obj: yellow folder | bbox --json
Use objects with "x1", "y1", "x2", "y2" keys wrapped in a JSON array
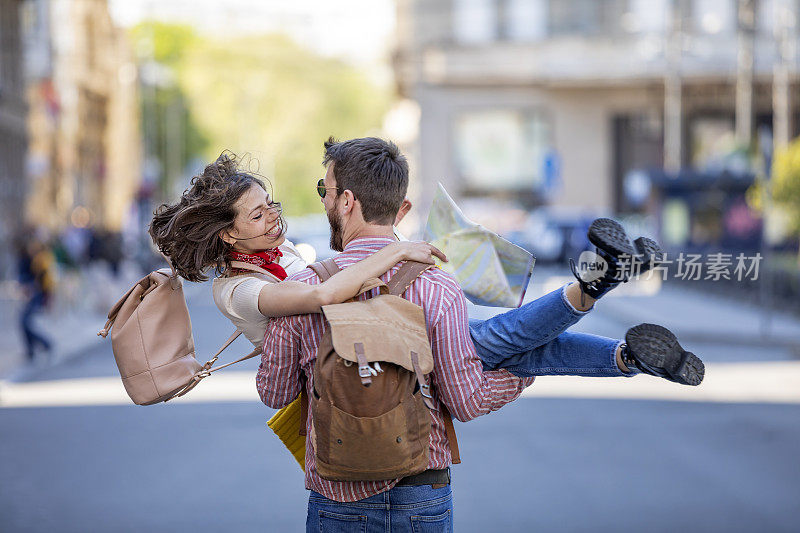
[{"x1": 266, "y1": 395, "x2": 306, "y2": 471}]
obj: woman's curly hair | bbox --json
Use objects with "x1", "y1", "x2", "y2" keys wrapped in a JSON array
[{"x1": 149, "y1": 152, "x2": 283, "y2": 282}]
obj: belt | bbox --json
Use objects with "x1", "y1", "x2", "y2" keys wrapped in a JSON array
[{"x1": 396, "y1": 468, "x2": 450, "y2": 488}]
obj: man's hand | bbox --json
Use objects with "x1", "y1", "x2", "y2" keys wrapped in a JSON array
[{"x1": 389, "y1": 241, "x2": 448, "y2": 265}]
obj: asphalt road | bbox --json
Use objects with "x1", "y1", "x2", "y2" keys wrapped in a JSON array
[{"x1": 2, "y1": 273, "x2": 799, "y2": 532}]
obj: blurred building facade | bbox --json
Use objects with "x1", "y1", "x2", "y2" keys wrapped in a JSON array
[
  {"x1": 23, "y1": 0, "x2": 141, "y2": 237},
  {"x1": 394, "y1": 0, "x2": 800, "y2": 221},
  {"x1": 0, "y1": 0, "x2": 29, "y2": 277}
]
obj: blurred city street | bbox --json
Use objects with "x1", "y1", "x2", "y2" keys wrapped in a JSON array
[
  {"x1": 2, "y1": 0, "x2": 800, "y2": 531},
  {"x1": 1, "y1": 268, "x2": 798, "y2": 533}
]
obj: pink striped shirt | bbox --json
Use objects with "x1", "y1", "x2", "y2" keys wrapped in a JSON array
[{"x1": 257, "y1": 236, "x2": 534, "y2": 502}]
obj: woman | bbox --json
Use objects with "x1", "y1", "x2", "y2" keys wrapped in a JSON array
[
  {"x1": 149, "y1": 153, "x2": 704, "y2": 388},
  {"x1": 149, "y1": 153, "x2": 447, "y2": 352}
]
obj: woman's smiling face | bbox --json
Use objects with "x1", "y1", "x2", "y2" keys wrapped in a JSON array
[{"x1": 226, "y1": 183, "x2": 285, "y2": 253}]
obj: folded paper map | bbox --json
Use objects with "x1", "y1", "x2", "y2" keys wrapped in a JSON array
[{"x1": 424, "y1": 183, "x2": 535, "y2": 308}]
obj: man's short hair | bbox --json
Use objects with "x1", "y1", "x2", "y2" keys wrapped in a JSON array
[{"x1": 323, "y1": 136, "x2": 408, "y2": 225}]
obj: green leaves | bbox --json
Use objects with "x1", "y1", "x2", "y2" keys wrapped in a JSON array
[
  {"x1": 131, "y1": 22, "x2": 390, "y2": 215},
  {"x1": 772, "y1": 137, "x2": 800, "y2": 235}
]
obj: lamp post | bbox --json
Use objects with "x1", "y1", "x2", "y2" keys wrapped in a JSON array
[
  {"x1": 664, "y1": 0, "x2": 686, "y2": 172},
  {"x1": 773, "y1": 0, "x2": 795, "y2": 150},
  {"x1": 735, "y1": 0, "x2": 756, "y2": 148}
]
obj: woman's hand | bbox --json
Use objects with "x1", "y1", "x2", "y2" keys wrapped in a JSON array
[
  {"x1": 259, "y1": 240, "x2": 446, "y2": 317},
  {"x1": 390, "y1": 241, "x2": 448, "y2": 265}
]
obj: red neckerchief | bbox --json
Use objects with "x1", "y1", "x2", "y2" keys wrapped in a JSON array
[{"x1": 228, "y1": 248, "x2": 287, "y2": 280}]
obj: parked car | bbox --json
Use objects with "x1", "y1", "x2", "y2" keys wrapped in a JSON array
[{"x1": 515, "y1": 209, "x2": 599, "y2": 265}]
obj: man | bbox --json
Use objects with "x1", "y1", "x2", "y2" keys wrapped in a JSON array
[{"x1": 257, "y1": 136, "x2": 533, "y2": 531}]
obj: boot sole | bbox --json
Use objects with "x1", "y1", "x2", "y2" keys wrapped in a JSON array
[
  {"x1": 625, "y1": 324, "x2": 705, "y2": 386},
  {"x1": 588, "y1": 219, "x2": 665, "y2": 272},
  {"x1": 632, "y1": 236, "x2": 665, "y2": 271},
  {"x1": 587, "y1": 218, "x2": 635, "y2": 258}
]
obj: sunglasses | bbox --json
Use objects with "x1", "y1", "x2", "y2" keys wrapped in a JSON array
[{"x1": 317, "y1": 178, "x2": 339, "y2": 199}]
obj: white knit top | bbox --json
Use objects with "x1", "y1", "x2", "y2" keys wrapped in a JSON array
[{"x1": 211, "y1": 240, "x2": 308, "y2": 348}]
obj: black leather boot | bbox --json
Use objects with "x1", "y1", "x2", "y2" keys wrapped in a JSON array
[
  {"x1": 621, "y1": 323, "x2": 705, "y2": 386},
  {"x1": 569, "y1": 218, "x2": 664, "y2": 303}
]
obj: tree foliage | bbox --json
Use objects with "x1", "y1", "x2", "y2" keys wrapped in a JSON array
[
  {"x1": 772, "y1": 136, "x2": 800, "y2": 236},
  {"x1": 130, "y1": 22, "x2": 391, "y2": 215},
  {"x1": 130, "y1": 22, "x2": 209, "y2": 199}
]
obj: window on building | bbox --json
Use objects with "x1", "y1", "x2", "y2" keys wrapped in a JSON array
[
  {"x1": 690, "y1": 115, "x2": 736, "y2": 170},
  {"x1": 622, "y1": 0, "x2": 668, "y2": 34},
  {"x1": 505, "y1": 0, "x2": 547, "y2": 41},
  {"x1": 759, "y1": 0, "x2": 800, "y2": 37},
  {"x1": 547, "y1": 0, "x2": 626, "y2": 36},
  {"x1": 453, "y1": 0, "x2": 497, "y2": 44},
  {"x1": 613, "y1": 113, "x2": 663, "y2": 213},
  {"x1": 0, "y1": 14, "x2": 4, "y2": 90},
  {"x1": 757, "y1": 0, "x2": 775, "y2": 35},
  {"x1": 692, "y1": 0, "x2": 735, "y2": 35},
  {"x1": 21, "y1": 0, "x2": 51, "y2": 80},
  {"x1": 454, "y1": 109, "x2": 551, "y2": 192}
]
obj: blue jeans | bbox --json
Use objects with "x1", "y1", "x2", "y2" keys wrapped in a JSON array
[
  {"x1": 468, "y1": 285, "x2": 631, "y2": 378},
  {"x1": 307, "y1": 484, "x2": 453, "y2": 532},
  {"x1": 20, "y1": 291, "x2": 51, "y2": 361}
]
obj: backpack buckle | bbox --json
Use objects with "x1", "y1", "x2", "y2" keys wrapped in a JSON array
[
  {"x1": 410, "y1": 351, "x2": 435, "y2": 409},
  {"x1": 354, "y1": 342, "x2": 372, "y2": 386},
  {"x1": 420, "y1": 382, "x2": 432, "y2": 399}
]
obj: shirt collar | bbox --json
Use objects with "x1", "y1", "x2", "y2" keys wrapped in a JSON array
[{"x1": 341, "y1": 235, "x2": 396, "y2": 255}]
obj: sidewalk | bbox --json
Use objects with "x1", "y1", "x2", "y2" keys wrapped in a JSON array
[
  {"x1": 598, "y1": 280, "x2": 800, "y2": 350},
  {"x1": 0, "y1": 262, "x2": 149, "y2": 380},
  {"x1": 0, "y1": 297, "x2": 106, "y2": 379},
  {"x1": 0, "y1": 260, "x2": 212, "y2": 381},
  {"x1": 469, "y1": 266, "x2": 800, "y2": 353}
]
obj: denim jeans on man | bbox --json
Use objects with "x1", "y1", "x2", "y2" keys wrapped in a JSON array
[
  {"x1": 307, "y1": 484, "x2": 453, "y2": 533},
  {"x1": 469, "y1": 286, "x2": 632, "y2": 378}
]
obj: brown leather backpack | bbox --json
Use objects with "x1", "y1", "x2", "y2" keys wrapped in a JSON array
[
  {"x1": 98, "y1": 261, "x2": 265, "y2": 405},
  {"x1": 308, "y1": 259, "x2": 459, "y2": 481}
]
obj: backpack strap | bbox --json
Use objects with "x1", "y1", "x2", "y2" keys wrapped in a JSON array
[
  {"x1": 311, "y1": 259, "x2": 387, "y2": 297},
  {"x1": 299, "y1": 385, "x2": 308, "y2": 436},
  {"x1": 309, "y1": 257, "x2": 340, "y2": 282},
  {"x1": 387, "y1": 261, "x2": 432, "y2": 296},
  {"x1": 166, "y1": 328, "x2": 262, "y2": 401},
  {"x1": 303, "y1": 258, "x2": 341, "y2": 437},
  {"x1": 410, "y1": 351, "x2": 434, "y2": 409},
  {"x1": 440, "y1": 405, "x2": 461, "y2": 464},
  {"x1": 204, "y1": 347, "x2": 262, "y2": 374},
  {"x1": 161, "y1": 253, "x2": 180, "y2": 289},
  {"x1": 389, "y1": 261, "x2": 461, "y2": 463}
]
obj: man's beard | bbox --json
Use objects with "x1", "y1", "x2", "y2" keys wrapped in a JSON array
[{"x1": 327, "y1": 207, "x2": 344, "y2": 252}]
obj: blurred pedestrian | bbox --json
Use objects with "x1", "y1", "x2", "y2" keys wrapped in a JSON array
[{"x1": 16, "y1": 231, "x2": 55, "y2": 363}]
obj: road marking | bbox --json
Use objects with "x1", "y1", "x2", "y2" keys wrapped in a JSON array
[
  {"x1": 520, "y1": 361, "x2": 800, "y2": 404},
  {"x1": 0, "y1": 373, "x2": 259, "y2": 407},
  {"x1": 0, "y1": 361, "x2": 798, "y2": 408}
]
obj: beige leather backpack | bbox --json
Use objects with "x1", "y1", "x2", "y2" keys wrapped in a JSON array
[{"x1": 98, "y1": 261, "x2": 266, "y2": 405}]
